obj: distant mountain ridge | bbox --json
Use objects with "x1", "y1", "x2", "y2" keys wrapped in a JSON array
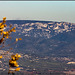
[
  {"x1": 2, "y1": 20, "x2": 75, "y2": 39},
  {"x1": 1, "y1": 20, "x2": 75, "y2": 58}
]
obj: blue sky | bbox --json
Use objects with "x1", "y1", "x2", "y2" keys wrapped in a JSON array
[{"x1": 0, "y1": 1, "x2": 75, "y2": 23}]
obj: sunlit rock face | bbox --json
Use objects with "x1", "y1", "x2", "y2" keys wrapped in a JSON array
[{"x1": 4, "y1": 20, "x2": 75, "y2": 39}]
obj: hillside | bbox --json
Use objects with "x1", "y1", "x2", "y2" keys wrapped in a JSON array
[
  {"x1": 2, "y1": 20, "x2": 74, "y2": 58},
  {"x1": 0, "y1": 20, "x2": 75, "y2": 74}
]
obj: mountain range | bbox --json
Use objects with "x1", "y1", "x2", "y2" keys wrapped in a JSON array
[
  {"x1": 1, "y1": 20, "x2": 75, "y2": 58},
  {"x1": 0, "y1": 20, "x2": 75, "y2": 74}
]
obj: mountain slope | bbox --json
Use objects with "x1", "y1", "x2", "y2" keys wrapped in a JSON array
[{"x1": 1, "y1": 20, "x2": 75, "y2": 58}]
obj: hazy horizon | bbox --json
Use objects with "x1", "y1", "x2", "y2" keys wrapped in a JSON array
[{"x1": 0, "y1": 1, "x2": 75, "y2": 23}]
